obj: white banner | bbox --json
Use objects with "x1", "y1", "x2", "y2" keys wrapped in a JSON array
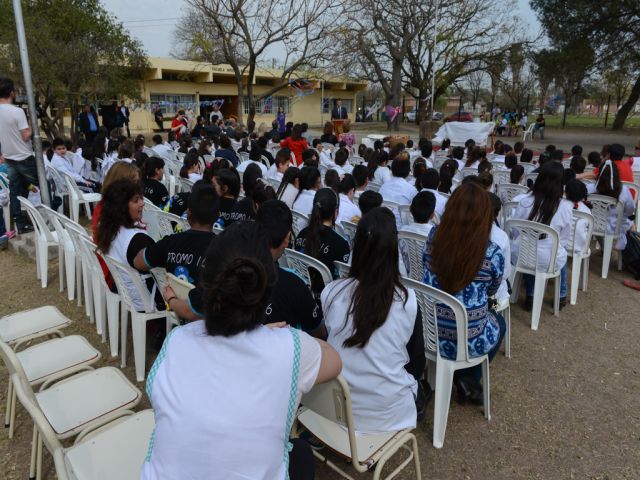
[{"x1": 432, "y1": 121, "x2": 494, "y2": 146}]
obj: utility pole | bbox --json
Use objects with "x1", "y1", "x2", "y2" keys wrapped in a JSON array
[
  {"x1": 429, "y1": 0, "x2": 440, "y2": 120},
  {"x1": 12, "y1": 0, "x2": 50, "y2": 206}
]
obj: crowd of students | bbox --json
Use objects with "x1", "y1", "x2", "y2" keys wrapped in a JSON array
[{"x1": 5, "y1": 95, "x2": 640, "y2": 478}]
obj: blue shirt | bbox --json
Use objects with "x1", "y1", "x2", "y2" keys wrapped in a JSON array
[
  {"x1": 422, "y1": 228, "x2": 504, "y2": 360},
  {"x1": 88, "y1": 114, "x2": 97, "y2": 132}
]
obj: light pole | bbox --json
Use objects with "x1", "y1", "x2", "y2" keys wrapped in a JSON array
[
  {"x1": 429, "y1": 0, "x2": 440, "y2": 121},
  {"x1": 12, "y1": 0, "x2": 50, "y2": 206}
]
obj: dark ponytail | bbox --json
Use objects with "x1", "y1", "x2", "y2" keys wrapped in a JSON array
[
  {"x1": 201, "y1": 222, "x2": 276, "y2": 337},
  {"x1": 307, "y1": 188, "x2": 339, "y2": 259},
  {"x1": 180, "y1": 151, "x2": 200, "y2": 178}
]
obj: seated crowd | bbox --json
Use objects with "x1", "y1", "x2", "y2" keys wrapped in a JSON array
[{"x1": 22, "y1": 115, "x2": 640, "y2": 478}]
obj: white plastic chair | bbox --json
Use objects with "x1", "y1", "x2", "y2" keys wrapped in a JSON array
[
  {"x1": 525, "y1": 173, "x2": 538, "y2": 186},
  {"x1": 296, "y1": 375, "x2": 421, "y2": 480},
  {"x1": 4, "y1": 335, "x2": 101, "y2": 439},
  {"x1": 176, "y1": 176, "x2": 194, "y2": 193},
  {"x1": 340, "y1": 220, "x2": 358, "y2": 247},
  {"x1": 0, "y1": 306, "x2": 71, "y2": 348},
  {"x1": 291, "y1": 210, "x2": 310, "y2": 239},
  {"x1": 46, "y1": 167, "x2": 69, "y2": 214},
  {"x1": 398, "y1": 204, "x2": 413, "y2": 226},
  {"x1": 282, "y1": 248, "x2": 333, "y2": 288},
  {"x1": 522, "y1": 123, "x2": 535, "y2": 142},
  {"x1": 401, "y1": 277, "x2": 491, "y2": 449},
  {"x1": 366, "y1": 181, "x2": 382, "y2": 192},
  {"x1": 506, "y1": 219, "x2": 561, "y2": 330},
  {"x1": 146, "y1": 209, "x2": 190, "y2": 240},
  {"x1": 521, "y1": 163, "x2": 536, "y2": 174},
  {"x1": 59, "y1": 171, "x2": 101, "y2": 223},
  {"x1": 333, "y1": 260, "x2": 351, "y2": 279},
  {"x1": 588, "y1": 194, "x2": 624, "y2": 279},
  {"x1": 460, "y1": 167, "x2": 477, "y2": 178},
  {"x1": 17, "y1": 197, "x2": 61, "y2": 289},
  {"x1": 103, "y1": 255, "x2": 171, "y2": 382},
  {"x1": 621, "y1": 181, "x2": 639, "y2": 229},
  {"x1": 500, "y1": 200, "x2": 520, "y2": 229},
  {"x1": 567, "y1": 210, "x2": 594, "y2": 305},
  {"x1": 239, "y1": 151, "x2": 250, "y2": 164},
  {"x1": 142, "y1": 198, "x2": 162, "y2": 241},
  {"x1": 39, "y1": 205, "x2": 77, "y2": 299},
  {"x1": 75, "y1": 234, "x2": 118, "y2": 349},
  {"x1": 398, "y1": 231, "x2": 427, "y2": 281},
  {"x1": 496, "y1": 183, "x2": 528, "y2": 203},
  {"x1": 0, "y1": 340, "x2": 141, "y2": 480},
  {"x1": 0, "y1": 172, "x2": 11, "y2": 231},
  {"x1": 492, "y1": 170, "x2": 511, "y2": 186}
]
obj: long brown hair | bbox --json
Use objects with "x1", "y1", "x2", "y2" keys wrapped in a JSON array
[{"x1": 430, "y1": 182, "x2": 493, "y2": 293}]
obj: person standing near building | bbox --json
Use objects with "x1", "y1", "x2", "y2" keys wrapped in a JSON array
[
  {"x1": 154, "y1": 106, "x2": 164, "y2": 132},
  {"x1": 78, "y1": 104, "x2": 100, "y2": 143},
  {"x1": 276, "y1": 106, "x2": 286, "y2": 135},
  {"x1": 120, "y1": 101, "x2": 131, "y2": 138},
  {"x1": 0, "y1": 77, "x2": 38, "y2": 234}
]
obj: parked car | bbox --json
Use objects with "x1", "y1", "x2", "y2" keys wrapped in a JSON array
[
  {"x1": 444, "y1": 111, "x2": 473, "y2": 122},
  {"x1": 404, "y1": 110, "x2": 444, "y2": 122}
]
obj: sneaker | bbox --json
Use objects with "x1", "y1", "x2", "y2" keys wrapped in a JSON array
[{"x1": 5, "y1": 230, "x2": 16, "y2": 240}]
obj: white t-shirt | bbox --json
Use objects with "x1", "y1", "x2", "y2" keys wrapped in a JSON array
[
  {"x1": 321, "y1": 278, "x2": 418, "y2": 434},
  {"x1": 337, "y1": 193, "x2": 361, "y2": 224},
  {"x1": 398, "y1": 223, "x2": 433, "y2": 274},
  {"x1": 0, "y1": 103, "x2": 33, "y2": 160},
  {"x1": 490, "y1": 223, "x2": 510, "y2": 302},
  {"x1": 292, "y1": 189, "x2": 316, "y2": 216},
  {"x1": 373, "y1": 165, "x2": 392, "y2": 184},
  {"x1": 631, "y1": 157, "x2": 640, "y2": 172},
  {"x1": 420, "y1": 188, "x2": 448, "y2": 220},
  {"x1": 278, "y1": 183, "x2": 298, "y2": 209},
  {"x1": 142, "y1": 321, "x2": 321, "y2": 480},
  {"x1": 237, "y1": 159, "x2": 268, "y2": 176}
]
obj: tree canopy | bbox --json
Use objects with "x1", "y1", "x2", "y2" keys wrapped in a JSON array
[{"x1": 0, "y1": 0, "x2": 148, "y2": 140}]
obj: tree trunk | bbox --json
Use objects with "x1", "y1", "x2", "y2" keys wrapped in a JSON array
[
  {"x1": 612, "y1": 75, "x2": 640, "y2": 130},
  {"x1": 387, "y1": 62, "x2": 402, "y2": 131},
  {"x1": 246, "y1": 81, "x2": 256, "y2": 125},
  {"x1": 235, "y1": 78, "x2": 245, "y2": 125},
  {"x1": 562, "y1": 97, "x2": 569, "y2": 128},
  {"x1": 70, "y1": 101, "x2": 79, "y2": 146}
]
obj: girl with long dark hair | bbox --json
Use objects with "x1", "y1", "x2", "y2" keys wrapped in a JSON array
[
  {"x1": 228, "y1": 163, "x2": 276, "y2": 224},
  {"x1": 295, "y1": 188, "x2": 350, "y2": 280},
  {"x1": 594, "y1": 160, "x2": 635, "y2": 250},
  {"x1": 336, "y1": 174, "x2": 361, "y2": 224},
  {"x1": 438, "y1": 159, "x2": 458, "y2": 194},
  {"x1": 180, "y1": 150, "x2": 203, "y2": 182},
  {"x1": 367, "y1": 151, "x2": 391, "y2": 184},
  {"x1": 511, "y1": 161, "x2": 573, "y2": 309},
  {"x1": 292, "y1": 166, "x2": 321, "y2": 215},
  {"x1": 276, "y1": 166, "x2": 300, "y2": 209},
  {"x1": 424, "y1": 182, "x2": 505, "y2": 403},
  {"x1": 213, "y1": 169, "x2": 240, "y2": 227},
  {"x1": 322, "y1": 207, "x2": 425, "y2": 433}
]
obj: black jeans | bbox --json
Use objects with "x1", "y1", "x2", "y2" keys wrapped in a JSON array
[
  {"x1": 6, "y1": 156, "x2": 39, "y2": 229},
  {"x1": 289, "y1": 438, "x2": 315, "y2": 480}
]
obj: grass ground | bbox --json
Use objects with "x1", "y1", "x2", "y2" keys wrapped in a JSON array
[
  {"x1": 543, "y1": 115, "x2": 640, "y2": 129},
  {"x1": 1, "y1": 238, "x2": 640, "y2": 479}
]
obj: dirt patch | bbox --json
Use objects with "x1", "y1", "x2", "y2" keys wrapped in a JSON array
[{"x1": 1, "y1": 249, "x2": 639, "y2": 479}]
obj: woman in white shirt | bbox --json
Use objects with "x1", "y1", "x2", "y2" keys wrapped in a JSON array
[
  {"x1": 511, "y1": 162, "x2": 573, "y2": 310},
  {"x1": 321, "y1": 207, "x2": 426, "y2": 434},
  {"x1": 292, "y1": 166, "x2": 321, "y2": 215},
  {"x1": 368, "y1": 151, "x2": 392, "y2": 185},
  {"x1": 594, "y1": 160, "x2": 635, "y2": 250},
  {"x1": 142, "y1": 222, "x2": 341, "y2": 480},
  {"x1": 180, "y1": 151, "x2": 203, "y2": 183},
  {"x1": 276, "y1": 167, "x2": 300, "y2": 209},
  {"x1": 336, "y1": 174, "x2": 361, "y2": 224}
]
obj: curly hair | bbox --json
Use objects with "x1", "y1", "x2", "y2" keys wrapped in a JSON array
[{"x1": 95, "y1": 180, "x2": 144, "y2": 253}]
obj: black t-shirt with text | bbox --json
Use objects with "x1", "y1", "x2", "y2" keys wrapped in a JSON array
[
  {"x1": 227, "y1": 198, "x2": 256, "y2": 225},
  {"x1": 264, "y1": 264, "x2": 323, "y2": 333},
  {"x1": 143, "y1": 229, "x2": 216, "y2": 315},
  {"x1": 144, "y1": 178, "x2": 169, "y2": 208},
  {"x1": 217, "y1": 196, "x2": 238, "y2": 227},
  {"x1": 295, "y1": 225, "x2": 350, "y2": 279}
]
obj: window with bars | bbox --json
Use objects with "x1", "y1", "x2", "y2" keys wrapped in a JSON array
[
  {"x1": 243, "y1": 96, "x2": 290, "y2": 115},
  {"x1": 150, "y1": 94, "x2": 196, "y2": 114}
]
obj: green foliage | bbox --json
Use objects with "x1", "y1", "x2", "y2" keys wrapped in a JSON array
[{"x1": 0, "y1": 0, "x2": 148, "y2": 138}]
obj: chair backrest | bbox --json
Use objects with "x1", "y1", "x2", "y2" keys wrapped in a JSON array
[
  {"x1": 340, "y1": 220, "x2": 358, "y2": 247},
  {"x1": 505, "y1": 218, "x2": 559, "y2": 274},
  {"x1": 398, "y1": 204, "x2": 412, "y2": 226},
  {"x1": 39, "y1": 205, "x2": 75, "y2": 252},
  {"x1": 103, "y1": 255, "x2": 156, "y2": 313},
  {"x1": 568, "y1": 210, "x2": 594, "y2": 257},
  {"x1": 10, "y1": 371, "x2": 69, "y2": 480},
  {"x1": 520, "y1": 163, "x2": 536, "y2": 174},
  {"x1": 291, "y1": 210, "x2": 310, "y2": 238},
  {"x1": 176, "y1": 177, "x2": 194, "y2": 193},
  {"x1": 46, "y1": 167, "x2": 69, "y2": 196},
  {"x1": 59, "y1": 170, "x2": 83, "y2": 200},
  {"x1": 587, "y1": 193, "x2": 623, "y2": 237},
  {"x1": 167, "y1": 272, "x2": 194, "y2": 300},
  {"x1": 239, "y1": 151, "x2": 250, "y2": 164},
  {"x1": 265, "y1": 177, "x2": 280, "y2": 190},
  {"x1": 500, "y1": 200, "x2": 519, "y2": 228},
  {"x1": 75, "y1": 234, "x2": 111, "y2": 290},
  {"x1": 621, "y1": 181, "x2": 640, "y2": 207},
  {"x1": 321, "y1": 142, "x2": 335, "y2": 152},
  {"x1": 401, "y1": 277, "x2": 471, "y2": 362},
  {"x1": 492, "y1": 170, "x2": 511, "y2": 186},
  {"x1": 381, "y1": 199, "x2": 400, "y2": 210},
  {"x1": 333, "y1": 260, "x2": 351, "y2": 279},
  {"x1": 398, "y1": 231, "x2": 427, "y2": 281},
  {"x1": 17, "y1": 197, "x2": 57, "y2": 243},
  {"x1": 143, "y1": 198, "x2": 161, "y2": 212},
  {"x1": 145, "y1": 209, "x2": 189, "y2": 239},
  {"x1": 366, "y1": 181, "x2": 381, "y2": 192},
  {"x1": 300, "y1": 375, "x2": 359, "y2": 462},
  {"x1": 349, "y1": 155, "x2": 364, "y2": 166},
  {"x1": 496, "y1": 184, "x2": 528, "y2": 203},
  {"x1": 460, "y1": 167, "x2": 476, "y2": 178},
  {"x1": 282, "y1": 248, "x2": 333, "y2": 287},
  {"x1": 525, "y1": 173, "x2": 538, "y2": 185}
]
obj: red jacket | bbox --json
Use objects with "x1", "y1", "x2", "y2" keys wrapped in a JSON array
[{"x1": 280, "y1": 137, "x2": 308, "y2": 166}]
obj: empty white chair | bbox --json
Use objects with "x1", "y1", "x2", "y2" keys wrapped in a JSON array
[
  {"x1": 522, "y1": 123, "x2": 535, "y2": 141},
  {"x1": 588, "y1": 194, "x2": 624, "y2": 278},
  {"x1": 0, "y1": 339, "x2": 141, "y2": 480},
  {"x1": 296, "y1": 375, "x2": 421, "y2": 480},
  {"x1": 398, "y1": 231, "x2": 427, "y2": 281},
  {"x1": 282, "y1": 248, "x2": 333, "y2": 288},
  {"x1": 401, "y1": 277, "x2": 491, "y2": 449},
  {"x1": 506, "y1": 219, "x2": 561, "y2": 330},
  {"x1": 5, "y1": 335, "x2": 101, "y2": 439},
  {"x1": 567, "y1": 210, "x2": 594, "y2": 305},
  {"x1": 0, "y1": 306, "x2": 71, "y2": 348},
  {"x1": 17, "y1": 197, "x2": 61, "y2": 289},
  {"x1": 496, "y1": 183, "x2": 528, "y2": 204},
  {"x1": 103, "y1": 255, "x2": 171, "y2": 381},
  {"x1": 60, "y1": 171, "x2": 101, "y2": 223}
]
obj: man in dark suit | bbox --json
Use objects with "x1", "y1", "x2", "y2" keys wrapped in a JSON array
[
  {"x1": 331, "y1": 98, "x2": 348, "y2": 121},
  {"x1": 78, "y1": 104, "x2": 100, "y2": 143},
  {"x1": 119, "y1": 101, "x2": 131, "y2": 137}
]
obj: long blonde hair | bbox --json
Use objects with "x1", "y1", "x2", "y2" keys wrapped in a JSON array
[{"x1": 102, "y1": 162, "x2": 140, "y2": 194}]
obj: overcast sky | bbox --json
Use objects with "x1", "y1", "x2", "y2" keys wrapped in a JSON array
[{"x1": 102, "y1": 0, "x2": 541, "y2": 58}]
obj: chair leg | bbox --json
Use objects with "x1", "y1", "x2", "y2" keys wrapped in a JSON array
[
  {"x1": 503, "y1": 307, "x2": 511, "y2": 358},
  {"x1": 426, "y1": 359, "x2": 436, "y2": 390},
  {"x1": 34, "y1": 240, "x2": 41, "y2": 280},
  {"x1": 411, "y1": 434, "x2": 421, "y2": 480},
  {"x1": 553, "y1": 275, "x2": 560, "y2": 316},
  {"x1": 530, "y1": 275, "x2": 546, "y2": 330},
  {"x1": 432, "y1": 361, "x2": 454, "y2": 449},
  {"x1": 120, "y1": 305, "x2": 129, "y2": 368},
  {"x1": 72, "y1": 199, "x2": 80, "y2": 223},
  {"x1": 77, "y1": 257, "x2": 83, "y2": 307},
  {"x1": 131, "y1": 315, "x2": 147, "y2": 382},
  {"x1": 8, "y1": 382, "x2": 16, "y2": 439},
  {"x1": 29, "y1": 425, "x2": 38, "y2": 480},
  {"x1": 617, "y1": 249, "x2": 623, "y2": 271},
  {"x1": 4, "y1": 379, "x2": 12, "y2": 429},
  {"x1": 482, "y1": 358, "x2": 491, "y2": 421},
  {"x1": 84, "y1": 201, "x2": 92, "y2": 220},
  {"x1": 570, "y1": 256, "x2": 580, "y2": 305},
  {"x1": 84, "y1": 268, "x2": 94, "y2": 322},
  {"x1": 38, "y1": 243, "x2": 48, "y2": 289},
  {"x1": 106, "y1": 295, "x2": 120, "y2": 357},
  {"x1": 582, "y1": 257, "x2": 589, "y2": 292},
  {"x1": 36, "y1": 429, "x2": 43, "y2": 480},
  {"x1": 509, "y1": 271, "x2": 521, "y2": 304},
  {"x1": 58, "y1": 247, "x2": 65, "y2": 293},
  {"x1": 93, "y1": 279, "x2": 105, "y2": 337},
  {"x1": 602, "y1": 236, "x2": 613, "y2": 279},
  {"x1": 65, "y1": 251, "x2": 75, "y2": 301}
]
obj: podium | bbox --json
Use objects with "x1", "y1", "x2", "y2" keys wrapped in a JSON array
[{"x1": 332, "y1": 119, "x2": 345, "y2": 136}]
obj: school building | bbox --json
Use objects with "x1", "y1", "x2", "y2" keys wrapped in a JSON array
[{"x1": 126, "y1": 57, "x2": 367, "y2": 132}]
